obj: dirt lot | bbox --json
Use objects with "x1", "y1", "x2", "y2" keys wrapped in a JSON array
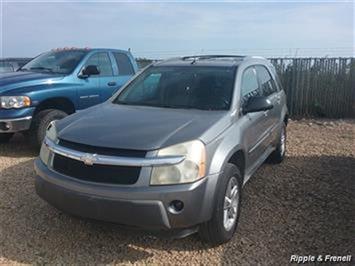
[{"x1": 0, "y1": 119, "x2": 354, "y2": 265}]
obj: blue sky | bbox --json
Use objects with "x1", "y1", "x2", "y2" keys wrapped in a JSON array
[{"x1": 1, "y1": 0, "x2": 354, "y2": 58}]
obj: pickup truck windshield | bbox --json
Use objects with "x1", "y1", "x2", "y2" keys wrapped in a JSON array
[
  {"x1": 20, "y1": 50, "x2": 88, "y2": 74},
  {"x1": 114, "y1": 66, "x2": 235, "y2": 110}
]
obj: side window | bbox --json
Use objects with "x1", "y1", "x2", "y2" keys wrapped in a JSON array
[
  {"x1": 84, "y1": 52, "x2": 113, "y2": 76},
  {"x1": 113, "y1": 53, "x2": 134, "y2": 76},
  {"x1": 255, "y1": 65, "x2": 278, "y2": 96},
  {"x1": 241, "y1": 67, "x2": 260, "y2": 104},
  {"x1": 269, "y1": 65, "x2": 283, "y2": 91}
]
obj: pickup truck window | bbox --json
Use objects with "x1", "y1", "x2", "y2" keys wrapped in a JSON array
[
  {"x1": 113, "y1": 53, "x2": 134, "y2": 76},
  {"x1": 114, "y1": 66, "x2": 235, "y2": 110},
  {"x1": 84, "y1": 52, "x2": 113, "y2": 76},
  {"x1": 20, "y1": 50, "x2": 87, "y2": 74}
]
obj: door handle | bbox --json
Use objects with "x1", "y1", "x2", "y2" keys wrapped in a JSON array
[{"x1": 107, "y1": 81, "x2": 116, "y2": 86}]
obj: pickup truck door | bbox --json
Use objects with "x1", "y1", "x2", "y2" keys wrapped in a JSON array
[
  {"x1": 77, "y1": 77, "x2": 100, "y2": 109},
  {"x1": 77, "y1": 52, "x2": 112, "y2": 109},
  {"x1": 100, "y1": 52, "x2": 136, "y2": 101}
]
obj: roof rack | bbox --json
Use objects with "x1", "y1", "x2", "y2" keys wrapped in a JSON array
[{"x1": 181, "y1": 55, "x2": 246, "y2": 61}]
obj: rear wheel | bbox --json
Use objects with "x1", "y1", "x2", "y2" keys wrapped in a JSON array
[
  {"x1": 0, "y1": 133, "x2": 14, "y2": 143},
  {"x1": 199, "y1": 163, "x2": 242, "y2": 246},
  {"x1": 268, "y1": 122, "x2": 286, "y2": 164},
  {"x1": 25, "y1": 109, "x2": 67, "y2": 148}
]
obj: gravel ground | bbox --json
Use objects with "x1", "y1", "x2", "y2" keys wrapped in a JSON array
[{"x1": 0, "y1": 119, "x2": 354, "y2": 265}]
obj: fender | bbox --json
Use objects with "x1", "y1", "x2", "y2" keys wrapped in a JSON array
[
  {"x1": 200, "y1": 123, "x2": 246, "y2": 220},
  {"x1": 207, "y1": 121, "x2": 245, "y2": 176}
]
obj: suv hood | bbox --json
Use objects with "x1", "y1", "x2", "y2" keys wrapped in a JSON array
[
  {"x1": 57, "y1": 103, "x2": 230, "y2": 151},
  {"x1": 0, "y1": 71, "x2": 63, "y2": 93}
]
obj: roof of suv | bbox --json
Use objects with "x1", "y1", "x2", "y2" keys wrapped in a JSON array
[{"x1": 154, "y1": 55, "x2": 267, "y2": 68}]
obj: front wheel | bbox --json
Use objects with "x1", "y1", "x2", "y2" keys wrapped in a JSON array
[
  {"x1": 199, "y1": 163, "x2": 242, "y2": 246},
  {"x1": 0, "y1": 133, "x2": 14, "y2": 143},
  {"x1": 25, "y1": 109, "x2": 67, "y2": 148}
]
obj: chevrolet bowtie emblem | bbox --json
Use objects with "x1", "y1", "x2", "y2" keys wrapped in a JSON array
[{"x1": 80, "y1": 153, "x2": 97, "y2": 166}]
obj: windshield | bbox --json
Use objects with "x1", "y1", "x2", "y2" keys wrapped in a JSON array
[
  {"x1": 114, "y1": 66, "x2": 235, "y2": 110},
  {"x1": 20, "y1": 50, "x2": 88, "y2": 74}
]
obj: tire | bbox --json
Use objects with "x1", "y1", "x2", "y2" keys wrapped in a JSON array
[
  {"x1": 199, "y1": 163, "x2": 242, "y2": 246},
  {"x1": 25, "y1": 109, "x2": 67, "y2": 148},
  {"x1": 0, "y1": 133, "x2": 14, "y2": 143},
  {"x1": 268, "y1": 122, "x2": 286, "y2": 164}
]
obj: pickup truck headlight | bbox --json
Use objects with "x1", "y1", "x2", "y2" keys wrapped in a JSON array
[
  {"x1": 0, "y1": 96, "x2": 31, "y2": 109},
  {"x1": 150, "y1": 140, "x2": 206, "y2": 185},
  {"x1": 39, "y1": 121, "x2": 57, "y2": 165}
]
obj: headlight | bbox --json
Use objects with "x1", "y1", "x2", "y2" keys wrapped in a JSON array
[
  {"x1": 46, "y1": 120, "x2": 57, "y2": 142},
  {"x1": 150, "y1": 140, "x2": 206, "y2": 185},
  {"x1": 39, "y1": 121, "x2": 57, "y2": 165},
  {"x1": 0, "y1": 96, "x2": 31, "y2": 109}
]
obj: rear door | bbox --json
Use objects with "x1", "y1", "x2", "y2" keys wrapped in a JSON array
[
  {"x1": 95, "y1": 52, "x2": 117, "y2": 101},
  {"x1": 255, "y1": 65, "x2": 281, "y2": 142},
  {"x1": 100, "y1": 52, "x2": 135, "y2": 101}
]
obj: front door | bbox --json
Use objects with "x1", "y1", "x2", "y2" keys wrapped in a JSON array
[
  {"x1": 77, "y1": 52, "x2": 114, "y2": 109},
  {"x1": 239, "y1": 66, "x2": 271, "y2": 170}
]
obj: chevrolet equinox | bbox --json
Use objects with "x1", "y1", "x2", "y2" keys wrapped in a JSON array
[{"x1": 35, "y1": 55, "x2": 288, "y2": 245}]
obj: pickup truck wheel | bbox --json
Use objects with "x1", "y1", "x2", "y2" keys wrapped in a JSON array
[
  {"x1": 268, "y1": 122, "x2": 286, "y2": 164},
  {"x1": 199, "y1": 163, "x2": 242, "y2": 246},
  {"x1": 0, "y1": 133, "x2": 14, "y2": 143},
  {"x1": 25, "y1": 109, "x2": 67, "y2": 148}
]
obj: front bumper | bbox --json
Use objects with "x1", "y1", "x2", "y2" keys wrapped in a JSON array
[
  {"x1": 34, "y1": 158, "x2": 218, "y2": 230},
  {"x1": 0, "y1": 107, "x2": 35, "y2": 133},
  {"x1": 0, "y1": 116, "x2": 32, "y2": 133}
]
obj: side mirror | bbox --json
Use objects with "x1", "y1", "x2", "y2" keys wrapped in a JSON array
[
  {"x1": 79, "y1": 65, "x2": 100, "y2": 78},
  {"x1": 243, "y1": 96, "x2": 273, "y2": 114}
]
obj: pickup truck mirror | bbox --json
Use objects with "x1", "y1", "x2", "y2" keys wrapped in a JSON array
[
  {"x1": 243, "y1": 96, "x2": 273, "y2": 114},
  {"x1": 79, "y1": 65, "x2": 100, "y2": 78}
]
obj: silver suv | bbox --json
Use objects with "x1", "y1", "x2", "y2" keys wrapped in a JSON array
[{"x1": 35, "y1": 55, "x2": 288, "y2": 245}]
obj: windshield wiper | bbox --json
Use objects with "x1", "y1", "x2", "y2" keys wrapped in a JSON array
[
  {"x1": 17, "y1": 68, "x2": 30, "y2": 72},
  {"x1": 114, "y1": 101, "x2": 214, "y2": 110}
]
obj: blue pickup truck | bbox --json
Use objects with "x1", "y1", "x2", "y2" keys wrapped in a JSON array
[{"x1": 0, "y1": 48, "x2": 138, "y2": 146}]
